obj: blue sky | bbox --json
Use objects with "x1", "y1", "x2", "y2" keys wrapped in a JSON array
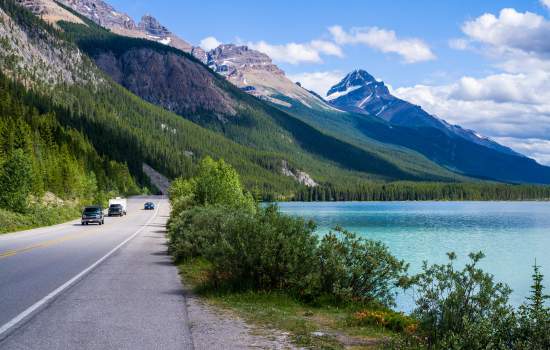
[
  {"x1": 109, "y1": 0, "x2": 550, "y2": 164},
  {"x1": 109, "y1": 0, "x2": 543, "y2": 87}
]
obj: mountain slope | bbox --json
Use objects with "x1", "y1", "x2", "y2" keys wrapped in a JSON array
[
  {"x1": 51, "y1": 10, "x2": 465, "y2": 184},
  {"x1": 327, "y1": 70, "x2": 518, "y2": 155},
  {"x1": 2, "y1": 0, "x2": 470, "y2": 205},
  {"x1": 325, "y1": 70, "x2": 550, "y2": 184}
]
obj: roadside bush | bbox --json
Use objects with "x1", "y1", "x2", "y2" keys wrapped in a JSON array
[
  {"x1": 318, "y1": 227, "x2": 409, "y2": 306},
  {"x1": 169, "y1": 204, "x2": 321, "y2": 298},
  {"x1": 168, "y1": 157, "x2": 411, "y2": 305}
]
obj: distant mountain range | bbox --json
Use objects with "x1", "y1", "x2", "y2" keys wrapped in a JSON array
[
  {"x1": 326, "y1": 70, "x2": 519, "y2": 156},
  {"x1": 10, "y1": 0, "x2": 550, "y2": 186}
]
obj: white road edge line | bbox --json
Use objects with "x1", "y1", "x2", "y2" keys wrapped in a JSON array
[{"x1": 0, "y1": 200, "x2": 161, "y2": 340}]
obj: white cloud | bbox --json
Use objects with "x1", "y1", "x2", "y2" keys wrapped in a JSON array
[
  {"x1": 448, "y1": 38, "x2": 469, "y2": 50},
  {"x1": 394, "y1": 74, "x2": 550, "y2": 164},
  {"x1": 199, "y1": 36, "x2": 221, "y2": 51},
  {"x1": 462, "y1": 8, "x2": 550, "y2": 58},
  {"x1": 287, "y1": 71, "x2": 343, "y2": 96},
  {"x1": 541, "y1": 0, "x2": 550, "y2": 9},
  {"x1": 390, "y1": 7, "x2": 550, "y2": 165},
  {"x1": 328, "y1": 25, "x2": 435, "y2": 63},
  {"x1": 494, "y1": 137, "x2": 550, "y2": 165},
  {"x1": 247, "y1": 39, "x2": 343, "y2": 65}
]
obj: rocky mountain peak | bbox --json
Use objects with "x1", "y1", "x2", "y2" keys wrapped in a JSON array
[
  {"x1": 50, "y1": 0, "x2": 192, "y2": 52},
  {"x1": 207, "y1": 44, "x2": 284, "y2": 76},
  {"x1": 58, "y1": 0, "x2": 136, "y2": 30},
  {"x1": 327, "y1": 69, "x2": 388, "y2": 100},
  {"x1": 138, "y1": 14, "x2": 170, "y2": 37}
]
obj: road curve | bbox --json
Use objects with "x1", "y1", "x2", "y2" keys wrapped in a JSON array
[{"x1": 0, "y1": 196, "x2": 193, "y2": 349}]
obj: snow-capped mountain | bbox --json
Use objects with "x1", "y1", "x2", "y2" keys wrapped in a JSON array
[
  {"x1": 199, "y1": 44, "x2": 337, "y2": 111},
  {"x1": 327, "y1": 69, "x2": 520, "y2": 156}
]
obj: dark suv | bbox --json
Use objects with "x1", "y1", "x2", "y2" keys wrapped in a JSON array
[
  {"x1": 81, "y1": 206, "x2": 104, "y2": 225},
  {"x1": 108, "y1": 204, "x2": 124, "y2": 217}
]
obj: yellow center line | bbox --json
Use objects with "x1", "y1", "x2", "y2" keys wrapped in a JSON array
[
  {"x1": 0, "y1": 206, "x2": 155, "y2": 260},
  {"x1": 0, "y1": 232, "x2": 92, "y2": 260}
]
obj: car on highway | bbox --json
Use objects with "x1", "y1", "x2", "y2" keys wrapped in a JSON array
[
  {"x1": 81, "y1": 206, "x2": 104, "y2": 225},
  {"x1": 108, "y1": 197, "x2": 127, "y2": 215},
  {"x1": 144, "y1": 202, "x2": 155, "y2": 210},
  {"x1": 108, "y1": 204, "x2": 124, "y2": 217}
]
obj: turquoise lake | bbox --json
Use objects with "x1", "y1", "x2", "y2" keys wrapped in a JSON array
[{"x1": 277, "y1": 201, "x2": 550, "y2": 313}]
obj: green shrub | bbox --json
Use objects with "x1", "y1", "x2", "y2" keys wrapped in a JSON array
[
  {"x1": 409, "y1": 252, "x2": 518, "y2": 349},
  {"x1": 169, "y1": 204, "x2": 321, "y2": 298},
  {"x1": 318, "y1": 227, "x2": 409, "y2": 306}
]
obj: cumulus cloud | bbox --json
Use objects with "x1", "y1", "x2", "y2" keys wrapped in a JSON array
[
  {"x1": 199, "y1": 36, "x2": 221, "y2": 51},
  {"x1": 247, "y1": 40, "x2": 343, "y2": 65},
  {"x1": 328, "y1": 25, "x2": 435, "y2": 63},
  {"x1": 393, "y1": 8, "x2": 550, "y2": 165},
  {"x1": 494, "y1": 137, "x2": 550, "y2": 165},
  {"x1": 394, "y1": 74, "x2": 550, "y2": 165},
  {"x1": 287, "y1": 71, "x2": 344, "y2": 96},
  {"x1": 541, "y1": 0, "x2": 550, "y2": 9},
  {"x1": 462, "y1": 8, "x2": 550, "y2": 58}
]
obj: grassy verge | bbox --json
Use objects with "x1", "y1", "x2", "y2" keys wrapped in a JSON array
[
  {"x1": 179, "y1": 258, "x2": 397, "y2": 349},
  {"x1": 0, "y1": 204, "x2": 81, "y2": 234}
]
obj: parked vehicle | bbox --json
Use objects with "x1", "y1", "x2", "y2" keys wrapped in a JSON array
[
  {"x1": 144, "y1": 202, "x2": 155, "y2": 210},
  {"x1": 81, "y1": 206, "x2": 104, "y2": 225},
  {"x1": 108, "y1": 204, "x2": 124, "y2": 217},
  {"x1": 108, "y1": 197, "x2": 127, "y2": 215}
]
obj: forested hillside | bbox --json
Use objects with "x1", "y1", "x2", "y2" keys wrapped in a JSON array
[
  {"x1": 0, "y1": 72, "x2": 141, "y2": 231},
  {"x1": 1, "y1": 0, "x2": 549, "y2": 208},
  {"x1": 55, "y1": 9, "x2": 468, "y2": 184}
]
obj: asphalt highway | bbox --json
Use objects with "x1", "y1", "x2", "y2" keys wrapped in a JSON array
[{"x1": 0, "y1": 196, "x2": 193, "y2": 349}]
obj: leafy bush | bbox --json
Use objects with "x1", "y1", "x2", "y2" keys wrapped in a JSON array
[
  {"x1": 318, "y1": 227, "x2": 409, "y2": 306},
  {"x1": 409, "y1": 252, "x2": 516, "y2": 349},
  {"x1": 169, "y1": 157, "x2": 255, "y2": 216},
  {"x1": 168, "y1": 157, "x2": 408, "y2": 305},
  {"x1": 0, "y1": 204, "x2": 81, "y2": 234},
  {"x1": 169, "y1": 204, "x2": 321, "y2": 298}
]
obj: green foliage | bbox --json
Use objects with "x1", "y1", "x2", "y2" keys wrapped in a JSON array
[
  {"x1": 516, "y1": 264, "x2": 550, "y2": 349},
  {"x1": 193, "y1": 157, "x2": 255, "y2": 211},
  {"x1": 169, "y1": 205, "x2": 320, "y2": 298},
  {"x1": 0, "y1": 71, "x2": 140, "y2": 216},
  {"x1": 0, "y1": 149, "x2": 33, "y2": 212},
  {"x1": 409, "y1": 252, "x2": 516, "y2": 349},
  {"x1": 0, "y1": 204, "x2": 80, "y2": 234},
  {"x1": 318, "y1": 227, "x2": 409, "y2": 306},
  {"x1": 168, "y1": 158, "x2": 409, "y2": 305},
  {"x1": 388, "y1": 254, "x2": 550, "y2": 350}
]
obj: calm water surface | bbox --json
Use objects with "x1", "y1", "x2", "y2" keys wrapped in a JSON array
[{"x1": 277, "y1": 201, "x2": 550, "y2": 312}]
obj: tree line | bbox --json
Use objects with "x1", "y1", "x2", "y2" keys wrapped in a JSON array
[{"x1": 294, "y1": 182, "x2": 550, "y2": 201}]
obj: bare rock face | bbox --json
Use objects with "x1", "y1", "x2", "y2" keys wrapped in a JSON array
[
  {"x1": 15, "y1": 0, "x2": 85, "y2": 24},
  {"x1": 93, "y1": 48, "x2": 236, "y2": 120},
  {"x1": 51, "y1": 0, "x2": 193, "y2": 52},
  {"x1": 281, "y1": 161, "x2": 317, "y2": 187},
  {"x1": 138, "y1": 15, "x2": 169, "y2": 37},
  {"x1": 0, "y1": 7, "x2": 100, "y2": 88},
  {"x1": 202, "y1": 44, "x2": 336, "y2": 111}
]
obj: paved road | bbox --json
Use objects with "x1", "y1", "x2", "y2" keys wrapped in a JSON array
[{"x1": 0, "y1": 196, "x2": 194, "y2": 349}]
